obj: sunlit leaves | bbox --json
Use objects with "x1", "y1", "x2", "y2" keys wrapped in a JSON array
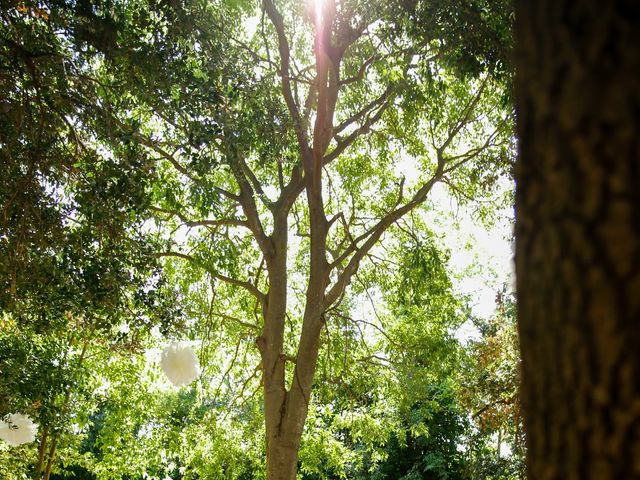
[{"x1": 1, "y1": 0, "x2": 519, "y2": 478}]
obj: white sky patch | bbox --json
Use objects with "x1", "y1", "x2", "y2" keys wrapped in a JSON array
[
  {"x1": 117, "y1": 322, "x2": 131, "y2": 334},
  {"x1": 243, "y1": 11, "x2": 261, "y2": 39},
  {"x1": 426, "y1": 182, "x2": 514, "y2": 342},
  {"x1": 454, "y1": 320, "x2": 482, "y2": 344},
  {"x1": 263, "y1": 184, "x2": 279, "y2": 201},
  {"x1": 93, "y1": 379, "x2": 111, "y2": 397},
  {"x1": 393, "y1": 148, "x2": 514, "y2": 326}
]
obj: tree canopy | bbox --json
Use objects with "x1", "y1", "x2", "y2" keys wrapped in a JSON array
[{"x1": 1, "y1": 1, "x2": 517, "y2": 479}]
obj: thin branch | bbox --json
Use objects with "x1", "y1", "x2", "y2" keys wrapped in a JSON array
[
  {"x1": 332, "y1": 84, "x2": 395, "y2": 136},
  {"x1": 325, "y1": 163, "x2": 445, "y2": 307},
  {"x1": 472, "y1": 395, "x2": 518, "y2": 419},
  {"x1": 262, "y1": 0, "x2": 311, "y2": 155},
  {"x1": 214, "y1": 335, "x2": 244, "y2": 405},
  {"x1": 438, "y1": 77, "x2": 489, "y2": 156},
  {"x1": 105, "y1": 110, "x2": 241, "y2": 202},
  {"x1": 233, "y1": 154, "x2": 274, "y2": 209},
  {"x1": 325, "y1": 83, "x2": 494, "y2": 307},
  {"x1": 330, "y1": 177, "x2": 404, "y2": 270},
  {"x1": 226, "y1": 155, "x2": 274, "y2": 256},
  {"x1": 356, "y1": 354, "x2": 394, "y2": 366},
  {"x1": 150, "y1": 206, "x2": 249, "y2": 229},
  {"x1": 156, "y1": 251, "x2": 266, "y2": 307},
  {"x1": 213, "y1": 311, "x2": 261, "y2": 332},
  {"x1": 323, "y1": 87, "x2": 395, "y2": 165},
  {"x1": 442, "y1": 120, "x2": 508, "y2": 174},
  {"x1": 338, "y1": 54, "x2": 379, "y2": 86},
  {"x1": 224, "y1": 363, "x2": 263, "y2": 420},
  {"x1": 212, "y1": 21, "x2": 279, "y2": 70}
]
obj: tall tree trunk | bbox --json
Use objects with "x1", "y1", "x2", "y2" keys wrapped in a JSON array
[
  {"x1": 514, "y1": 2, "x2": 640, "y2": 479},
  {"x1": 33, "y1": 427, "x2": 48, "y2": 480},
  {"x1": 261, "y1": 224, "x2": 295, "y2": 480},
  {"x1": 266, "y1": 437, "x2": 298, "y2": 480},
  {"x1": 260, "y1": 215, "x2": 323, "y2": 480},
  {"x1": 262, "y1": 297, "x2": 326, "y2": 480}
]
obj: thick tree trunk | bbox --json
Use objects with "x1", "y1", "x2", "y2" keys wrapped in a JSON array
[
  {"x1": 263, "y1": 398, "x2": 303, "y2": 480},
  {"x1": 261, "y1": 229, "x2": 296, "y2": 480},
  {"x1": 260, "y1": 217, "x2": 325, "y2": 480},
  {"x1": 262, "y1": 304, "x2": 324, "y2": 480},
  {"x1": 514, "y1": 1, "x2": 640, "y2": 479},
  {"x1": 266, "y1": 434, "x2": 299, "y2": 480}
]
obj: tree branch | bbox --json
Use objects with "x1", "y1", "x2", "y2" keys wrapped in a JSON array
[
  {"x1": 332, "y1": 84, "x2": 395, "y2": 137},
  {"x1": 324, "y1": 81, "x2": 494, "y2": 308},
  {"x1": 226, "y1": 154, "x2": 274, "y2": 257},
  {"x1": 338, "y1": 54, "x2": 379, "y2": 86},
  {"x1": 102, "y1": 108, "x2": 241, "y2": 203},
  {"x1": 325, "y1": 163, "x2": 445, "y2": 307},
  {"x1": 442, "y1": 120, "x2": 508, "y2": 174},
  {"x1": 150, "y1": 206, "x2": 249, "y2": 229},
  {"x1": 213, "y1": 311, "x2": 261, "y2": 332},
  {"x1": 323, "y1": 87, "x2": 395, "y2": 165},
  {"x1": 156, "y1": 251, "x2": 266, "y2": 307},
  {"x1": 438, "y1": 77, "x2": 489, "y2": 156},
  {"x1": 262, "y1": 0, "x2": 311, "y2": 157}
]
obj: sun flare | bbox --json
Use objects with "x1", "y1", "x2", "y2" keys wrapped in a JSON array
[{"x1": 313, "y1": 0, "x2": 324, "y2": 24}]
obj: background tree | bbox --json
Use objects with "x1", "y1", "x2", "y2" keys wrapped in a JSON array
[
  {"x1": 35, "y1": 226, "x2": 522, "y2": 480},
  {"x1": 461, "y1": 291, "x2": 523, "y2": 480},
  {"x1": 514, "y1": 1, "x2": 640, "y2": 478},
  {"x1": 0, "y1": 4, "x2": 180, "y2": 478}
]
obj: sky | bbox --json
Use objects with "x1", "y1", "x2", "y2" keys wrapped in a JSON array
[{"x1": 428, "y1": 181, "x2": 514, "y2": 342}]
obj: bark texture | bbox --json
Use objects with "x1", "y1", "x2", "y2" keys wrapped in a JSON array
[{"x1": 514, "y1": 1, "x2": 640, "y2": 479}]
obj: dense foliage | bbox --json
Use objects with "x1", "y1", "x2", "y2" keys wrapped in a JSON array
[{"x1": 1, "y1": 0, "x2": 518, "y2": 479}]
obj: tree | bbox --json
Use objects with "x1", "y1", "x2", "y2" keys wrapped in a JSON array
[
  {"x1": 2, "y1": 1, "x2": 513, "y2": 478},
  {"x1": 131, "y1": 1, "x2": 510, "y2": 477},
  {"x1": 514, "y1": 1, "x2": 640, "y2": 478},
  {"x1": 0, "y1": 5, "x2": 180, "y2": 478},
  {"x1": 42, "y1": 226, "x2": 524, "y2": 480},
  {"x1": 461, "y1": 291, "x2": 524, "y2": 480}
]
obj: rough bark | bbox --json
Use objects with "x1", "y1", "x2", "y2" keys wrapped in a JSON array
[
  {"x1": 261, "y1": 222, "x2": 292, "y2": 480},
  {"x1": 514, "y1": 1, "x2": 640, "y2": 479}
]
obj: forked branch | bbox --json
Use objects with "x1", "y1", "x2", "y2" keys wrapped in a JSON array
[
  {"x1": 324, "y1": 162, "x2": 445, "y2": 307},
  {"x1": 156, "y1": 251, "x2": 266, "y2": 310},
  {"x1": 262, "y1": 0, "x2": 311, "y2": 156}
]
